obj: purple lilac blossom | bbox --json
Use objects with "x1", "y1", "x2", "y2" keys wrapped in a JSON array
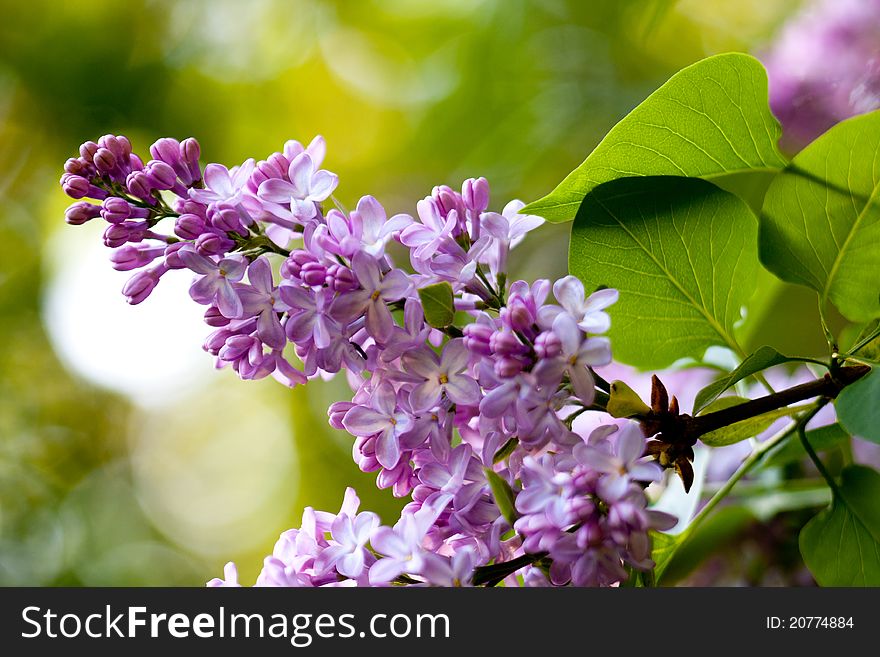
[
  {"x1": 62, "y1": 132, "x2": 675, "y2": 587},
  {"x1": 761, "y1": 0, "x2": 880, "y2": 150}
]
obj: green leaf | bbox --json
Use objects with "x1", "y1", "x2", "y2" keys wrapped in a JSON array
[
  {"x1": 606, "y1": 380, "x2": 651, "y2": 418},
  {"x1": 523, "y1": 53, "x2": 785, "y2": 223},
  {"x1": 569, "y1": 176, "x2": 759, "y2": 369},
  {"x1": 699, "y1": 397, "x2": 800, "y2": 447},
  {"x1": 658, "y1": 506, "x2": 755, "y2": 585},
  {"x1": 800, "y1": 465, "x2": 880, "y2": 586},
  {"x1": 650, "y1": 530, "x2": 685, "y2": 584},
  {"x1": 484, "y1": 468, "x2": 518, "y2": 527},
  {"x1": 417, "y1": 282, "x2": 455, "y2": 328},
  {"x1": 835, "y1": 367, "x2": 880, "y2": 444},
  {"x1": 761, "y1": 423, "x2": 851, "y2": 469},
  {"x1": 692, "y1": 345, "x2": 795, "y2": 413},
  {"x1": 759, "y1": 110, "x2": 880, "y2": 323}
]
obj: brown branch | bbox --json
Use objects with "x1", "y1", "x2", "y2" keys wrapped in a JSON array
[{"x1": 684, "y1": 365, "x2": 869, "y2": 442}]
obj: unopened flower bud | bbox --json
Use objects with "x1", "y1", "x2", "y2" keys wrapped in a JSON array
[
  {"x1": 204, "y1": 306, "x2": 230, "y2": 327},
  {"x1": 462, "y1": 177, "x2": 490, "y2": 214},
  {"x1": 300, "y1": 261, "x2": 328, "y2": 287},
  {"x1": 326, "y1": 264, "x2": 357, "y2": 291},
  {"x1": 210, "y1": 205, "x2": 244, "y2": 233},
  {"x1": 175, "y1": 213, "x2": 207, "y2": 240},
  {"x1": 463, "y1": 322, "x2": 493, "y2": 356},
  {"x1": 494, "y1": 356, "x2": 524, "y2": 379},
  {"x1": 126, "y1": 171, "x2": 154, "y2": 201},
  {"x1": 163, "y1": 242, "x2": 188, "y2": 269},
  {"x1": 121, "y1": 264, "x2": 166, "y2": 304},
  {"x1": 61, "y1": 174, "x2": 91, "y2": 199},
  {"x1": 180, "y1": 138, "x2": 201, "y2": 181},
  {"x1": 64, "y1": 201, "x2": 102, "y2": 225},
  {"x1": 196, "y1": 230, "x2": 233, "y2": 255},
  {"x1": 93, "y1": 147, "x2": 117, "y2": 175},
  {"x1": 110, "y1": 244, "x2": 165, "y2": 271},
  {"x1": 79, "y1": 141, "x2": 99, "y2": 162},
  {"x1": 145, "y1": 160, "x2": 178, "y2": 190},
  {"x1": 534, "y1": 330, "x2": 561, "y2": 359}
]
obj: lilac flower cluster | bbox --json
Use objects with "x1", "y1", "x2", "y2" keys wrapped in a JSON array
[
  {"x1": 761, "y1": 0, "x2": 880, "y2": 150},
  {"x1": 62, "y1": 133, "x2": 676, "y2": 586}
]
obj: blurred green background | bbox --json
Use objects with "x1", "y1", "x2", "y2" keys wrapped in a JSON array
[{"x1": 0, "y1": 0, "x2": 817, "y2": 586}]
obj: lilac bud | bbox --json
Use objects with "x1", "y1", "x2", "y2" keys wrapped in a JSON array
[
  {"x1": 101, "y1": 197, "x2": 133, "y2": 224},
  {"x1": 534, "y1": 330, "x2": 562, "y2": 359},
  {"x1": 116, "y1": 135, "x2": 133, "y2": 157},
  {"x1": 150, "y1": 137, "x2": 181, "y2": 166},
  {"x1": 210, "y1": 205, "x2": 244, "y2": 233},
  {"x1": 64, "y1": 157, "x2": 92, "y2": 176},
  {"x1": 463, "y1": 322, "x2": 493, "y2": 356},
  {"x1": 103, "y1": 220, "x2": 149, "y2": 248},
  {"x1": 110, "y1": 244, "x2": 165, "y2": 271},
  {"x1": 433, "y1": 185, "x2": 464, "y2": 218},
  {"x1": 328, "y1": 401, "x2": 356, "y2": 430},
  {"x1": 490, "y1": 330, "x2": 526, "y2": 358},
  {"x1": 281, "y1": 250, "x2": 318, "y2": 281},
  {"x1": 121, "y1": 264, "x2": 166, "y2": 304},
  {"x1": 126, "y1": 171, "x2": 154, "y2": 202},
  {"x1": 61, "y1": 174, "x2": 91, "y2": 199},
  {"x1": 98, "y1": 134, "x2": 126, "y2": 160},
  {"x1": 503, "y1": 297, "x2": 535, "y2": 333},
  {"x1": 93, "y1": 147, "x2": 117, "y2": 175},
  {"x1": 175, "y1": 213, "x2": 207, "y2": 240},
  {"x1": 180, "y1": 138, "x2": 201, "y2": 182},
  {"x1": 79, "y1": 141, "x2": 99, "y2": 162},
  {"x1": 163, "y1": 242, "x2": 188, "y2": 269},
  {"x1": 145, "y1": 160, "x2": 178, "y2": 190},
  {"x1": 64, "y1": 201, "x2": 101, "y2": 226},
  {"x1": 219, "y1": 334, "x2": 256, "y2": 362},
  {"x1": 300, "y1": 261, "x2": 328, "y2": 287},
  {"x1": 195, "y1": 230, "x2": 234, "y2": 256},
  {"x1": 494, "y1": 356, "x2": 523, "y2": 379},
  {"x1": 462, "y1": 177, "x2": 490, "y2": 214},
  {"x1": 204, "y1": 306, "x2": 230, "y2": 328},
  {"x1": 326, "y1": 264, "x2": 357, "y2": 291},
  {"x1": 129, "y1": 153, "x2": 145, "y2": 171},
  {"x1": 177, "y1": 199, "x2": 208, "y2": 219},
  {"x1": 254, "y1": 158, "x2": 285, "y2": 183},
  {"x1": 204, "y1": 328, "x2": 233, "y2": 355}
]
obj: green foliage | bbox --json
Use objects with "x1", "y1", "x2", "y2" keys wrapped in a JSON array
[
  {"x1": 523, "y1": 53, "x2": 786, "y2": 222},
  {"x1": 835, "y1": 367, "x2": 880, "y2": 444},
  {"x1": 800, "y1": 465, "x2": 880, "y2": 586},
  {"x1": 761, "y1": 423, "x2": 851, "y2": 470},
  {"x1": 759, "y1": 111, "x2": 880, "y2": 323},
  {"x1": 650, "y1": 530, "x2": 683, "y2": 584},
  {"x1": 484, "y1": 469, "x2": 518, "y2": 528},
  {"x1": 698, "y1": 397, "x2": 800, "y2": 446},
  {"x1": 418, "y1": 282, "x2": 455, "y2": 328},
  {"x1": 692, "y1": 345, "x2": 795, "y2": 413},
  {"x1": 606, "y1": 380, "x2": 651, "y2": 418},
  {"x1": 657, "y1": 506, "x2": 755, "y2": 585},
  {"x1": 569, "y1": 176, "x2": 759, "y2": 369}
]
